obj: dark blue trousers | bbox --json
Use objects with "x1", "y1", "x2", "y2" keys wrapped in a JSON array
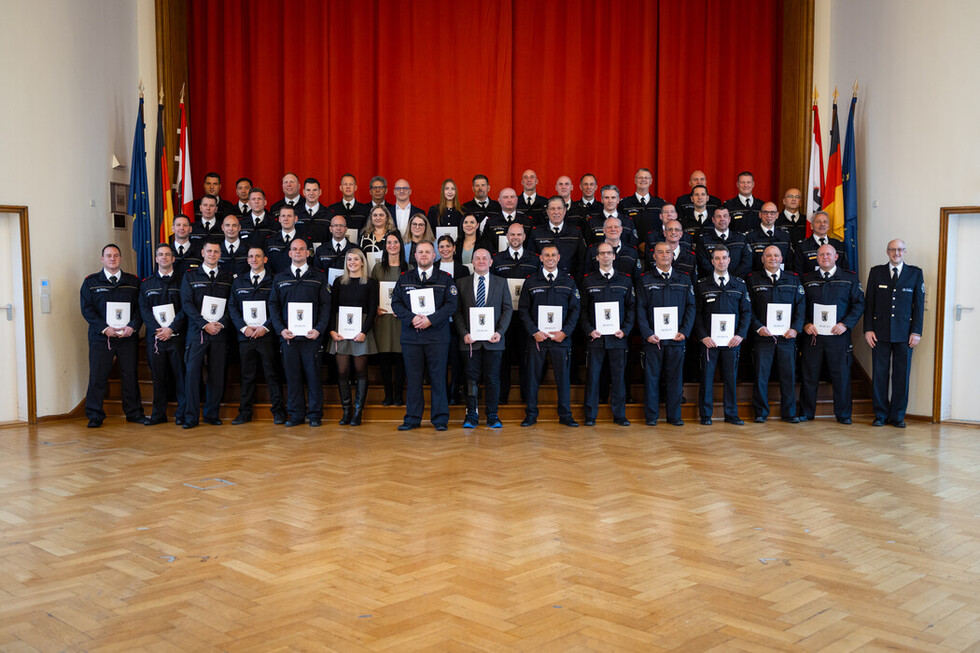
[
  {"x1": 871, "y1": 340, "x2": 913, "y2": 422},
  {"x1": 184, "y1": 334, "x2": 228, "y2": 424},
  {"x1": 403, "y1": 342, "x2": 450, "y2": 427},
  {"x1": 525, "y1": 343, "x2": 572, "y2": 420},
  {"x1": 699, "y1": 345, "x2": 740, "y2": 420},
  {"x1": 239, "y1": 337, "x2": 285, "y2": 417},
  {"x1": 464, "y1": 347, "x2": 503, "y2": 416},
  {"x1": 584, "y1": 347, "x2": 627, "y2": 421},
  {"x1": 146, "y1": 338, "x2": 185, "y2": 422},
  {"x1": 752, "y1": 336, "x2": 798, "y2": 419},
  {"x1": 799, "y1": 334, "x2": 852, "y2": 420},
  {"x1": 281, "y1": 338, "x2": 323, "y2": 421},
  {"x1": 86, "y1": 337, "x2": 142, "y2": 422},
  {"x1": 643, "y1": 343, "x2": 685, "y2": 422}
]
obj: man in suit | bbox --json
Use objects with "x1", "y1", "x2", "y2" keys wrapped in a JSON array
[
  {"x1": 794, "y1": 211, "x2": 850, "y2": 273},
  {"x1": 636, "y1": 241, "x2": 696, "y2": 426},
  {"x1": 368, "y1": 175, "x2": 396, "y2": 215},
  {"x1": 391, "y1": 240, "x2": 459, "y2": 431},
  {"x1": 228, "y1": 244, "x2": 286, "y2": 425},
  {"x1": 518, "y1": 244, "x2": 581, "y2": 427},
  {"x1": 799, "y1": 244, "x2": 865, "y2": 423},
  {"x1": 327, "y1": 173, "x2": 370, "y2": 231},
  {"x1": 392, "y1": 178, "x2": 425, "y2": 234},
  {"x1": 79, "y1": 244, "x2": 146, "y2": 427},
  {"x1": 270, "y1": 172, "x2": 302, "y2": 218},
  {"x1": 455, "y1": 248, "x2": 513, "y2": 428},
  {"x1": 776, "y1": 188, "x2": 806, "y2": 245},
  {"x1": 724, "y1": 171, "x2": 765, "y2": 233},
  {"x1": 864, "y1": 239, "x2": 925, "y2": 428},
  {"x1": 490, "y1": 221, "x2": 538, "y2": 404},
  {"x1": 518, "y1": 169, "x2": 548, "y2": 225},
  {"x1": 180, "y1": 239, "x2": 234, "y2": 429},
  {"x1": 269, "y1": 238, "x2": 332, "y2": 427},
  {"x1": 579, "y1": 243, "x2": 635, "y2": 426}
]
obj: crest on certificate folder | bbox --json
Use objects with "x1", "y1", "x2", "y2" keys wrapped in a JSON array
[
  {"x1": 547, "y1": 311, "x2": 555, "y2": 325},
  {"x1": 419, "y1": 294, "x2": 426, "y2": 308},
  {"x1": 115, "y1": 308, "x2": 123, "y2": 321},
  {"x1": 478, "y1": 314, "x2": 486, "y2": 326},
  {"x1": 250, "y1": 307, "x2": 258, "y2": 320},
  {"x1": 159, "y1": 310, "x2": 167, "y2": 323},
  {"x1": 776, "y1": 309, "x2": 783, "y2": 321},
  {"x1": 603, "y1": 308, "x2": 611, "y2": 321},
  {"x1": 719, "y1": 320, "x2": 727, "y2": 332},
  {"x1": 663, "y1": 313, "x2": 670, "y2": 325},
  {"x1": 387, "y1": 288, "x2": 394, "y2": 300},
  {"x1": 297, "y1": 308, "x2": 305, "y2": 321},
  {"x1": 210, "y1": 304, "x2": 217, "y2": 316},
  {"x1": 346, "y1": 313, "x2": 354, "y2": 325},
  {"x1": 821, "y1": 310, "x2": 828, "y2": 322}
]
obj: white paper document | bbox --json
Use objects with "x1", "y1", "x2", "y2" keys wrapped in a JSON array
[
  {"x1": 498, "y1": 235, "x2": 508, "y2": 252},
  {"x1": 201, "y1": 295, "x2": 227, "y2": 323},
  {"x1": 538, "y1": 305, "x2": 563, "y2": 333},
  {"x1": 594, "y1": 301, "x2": 620, "y2": 335},
  {"x1": 436, "y1": 226, "x2": 458, "y2": 243},
  {"x1": 711, "y1": 313, "x2": 736, "y2": 347},
  {"x1": 106, "y1": 301, "x2": 131, "y2": 329},
  {"x1": 242, "y1": 300, "x2": 267, "y2": 327},
  {"x1": 440, "y1": 261, "x2": 454, "y2": 277},
  {"x1": 813, "y1": 303, "x2": 837, "y2": 335},
  {"x1": 153, "y1": 303, "x2": 175, "y2": 328},
  {"x1": 469, "y1": 307, "x2": 495, "y2": 341},
  {"x1": 653, "y1": 306, "x2": 678, "y2": 340},
  {"x1": 288, "y1": 301, "x2": 314, "y2": 334},
  {"x1": 766, "y1": 303, "x2": 792, "y2": 336},
  {"x1": 379, "y1": 282, "x2": 396, "y2": 314},
  {"x1": 365, "y1": 251, "x2": 379, "y2": 274},
  {"x1": 410, "y1": 288, "x2": 435, "y2": 316},
  {"x1": 338, "y1": 306, "x2": 362, "y2": 339},
  {"x1": 463, "y1": 263, "x2": 474, "y2": 276},
  {"x1": 507, "y1": 279, "x2": 523, "y2": 307},
  {"x1": 346, "y1": 228, "x2": 359, "y2": 244},
  {"x1": 327, "y1": 268, "x2": 343, "y2": 286}
]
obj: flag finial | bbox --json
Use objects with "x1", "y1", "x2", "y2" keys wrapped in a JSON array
[
  {"x1": 179, "y1": 83, "x2": 185, "y2": 103},
  {"x1": 138, "y1": 77, "x2": 144, "y2": 98},
  {"x1": 833, "y1": 86, "x2": 839, "y2": 102},
  {"x1": 159, "y1": 84, "x2": 164, "y2": 104},
  {"x1": 852, "y1": 79, "x2": 859, "y2": 97},
  {"x1": 812, "y1": 86, "x2": 819, "y2": 103}
]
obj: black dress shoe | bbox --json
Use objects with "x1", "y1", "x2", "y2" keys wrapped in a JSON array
[
  {"x1": 273, "y1": 413, "x2": 286, "y2": 425},
  {"x1": 645, "y1": 419, "x2": 658, "y2": 426},
  {"x1": 203, "y1": 417, "x2": 223, "y2": 426},
  {"x1": 700, "y1": 417, "x2": 712, "y2": 425},
  {"x1": 231, "y1": 414, "x2": 251, "y2": 425},
  {"x1": 892, "y1": 420, "x2": 907, "y2": 428},
  {"x1": 309, "y1": 419, "x2": 322, "y2": 427},
  {"x1": 145, "y1": 417, "x2": 168, "y2": 426},
  {"x1": 559, "y1": 418, "x2": 579, "y2": 427},
  {"x1": 126, "y1": 415, "x2": 149, "y2": 424},
  {"x1": 754, "y1": 416, "x2": 767, "y2": 423},
  {"x1": 87, "y1": 419, "x2": 102, "y2": 428},
  {"x1": 285, "y1": 418, "x2": 305, "y2": 427},
  {"x1": 583, "y1": 419, "x2": 596, "y2": 426},
  {"x1": 182, "y1": 422, "x2": 198, "y2": 429},
  {"x1": 872, "y1": 418, "x2": 886, "y2": 426},
  {"x1": 174, "y1": 418, "x2": 184, "y2": 427},
  {"x1": 613, "y1": 418, "x2": 631, "y2": 426},
  {"x1": 397, "y1": 422, "x2": 419, "y2": 431},
  {"x1": 520, "y1": 416, "x2": 536, "y2": 427},
  {"x1": 781, "y1": 416, "x2": 800, "y2": 424},
  {"x1": 725, "y1": 417, "x2": 745, "y2": 426},
  {"x1": 668, "y1": 419, "x2": 685, "y2": 426},
  {"x1": 837, "y1": 417, "x2": 852, "y2": 425},
  {"x1": 797, "y1": 415, "x2": 810, "y2": 422},
  {"x1": 434, "y1": 424, "x2": 448, "y2": 432},
  {"x1": 381, "y1": 396, "x2": 393, "y2": 406}
]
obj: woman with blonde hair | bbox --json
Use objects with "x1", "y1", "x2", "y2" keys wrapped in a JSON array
[
  {"x1": 360, "y1": 204, "x2": 396, "y2": 255},
  {"x1": 402, "y1": 212, "x2": 434, "y2": 265},
  {"x1": 427, "y1": 178, "x2": 465, "y2": 228}
]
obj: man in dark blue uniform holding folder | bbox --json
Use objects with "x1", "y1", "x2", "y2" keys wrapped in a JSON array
[{"x1": 864, "y1": 239, "x2": 924, "y2": 428}]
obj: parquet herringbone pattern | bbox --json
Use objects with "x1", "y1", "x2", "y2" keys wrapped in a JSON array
[{"x1": 2, "y1": 418, "x2": 980, "y2": 651}]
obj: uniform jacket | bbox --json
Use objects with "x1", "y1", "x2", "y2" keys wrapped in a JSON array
[
  {"x1": 80, "y1": 270, "x2": 142, "y2": 343},
  {"x1": 635, "y1": 268, "x2": 696, "y2": 345},
  {"x1": 391, "y1": 267, "x2": 459, "y2": 345},
  {"x1": 578, "y1": 270, "x2": 635, "y2": 349},
  {"x1": 864, "y1": 263, "x2": 924, "y2": 341},
  {"x1": 517, "y1": 269, "x2": 581, "y2": 348}
]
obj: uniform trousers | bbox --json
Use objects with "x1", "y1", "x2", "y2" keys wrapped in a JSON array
[
  {"x1": 403, "y1": 342, "x2": 450, "y2": 427},
  {"x1": 86, "y1": 337, "x2": 142, "y2": 422},
  {"x1": 498, "y1": 321, "x2": 526, "y2": 403},
  {"x1": 281, "y1": 338, "x2": 323, "y2": 421},
  {"x1": 799, "y1": 334, "x2": 852, "y2": 420},
  {"x1": 871, "y1": 340, "x2": 913, "y2": 422},
  {"x1": 584, "y1": 348, "x2": 627, "y2": 420},
  {"x1": 465, "y1": 348, "x2": 503, "y2": 416},
  {"x1": 752, "y1": 336, "x2": 798, "y2": 419},
  {"x1": 699, "y1": 345, "x2": 741, "y2": 420},
  {"x1": 525, "y1": 344, "x2": 572, "y2": 420},
  {"x1": 184, "y1": 335, "x2": 228, "y2": 424},
  {"x1": 146, "y1": 339, "x2": 185, "y2": 422},
  {"x1": 239, "y1": 337, "x2": 285, "y2": 417},
  {"x1": 643, "y1": 343, "x2": 685, "y2": 422}
]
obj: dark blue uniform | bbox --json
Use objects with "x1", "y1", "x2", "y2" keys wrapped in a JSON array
[
  {"x1": 644, "y1": 242, "x2": 697, "y2": 279},
  {"x1": 491, "y1": 248, "x2": 539, "y2": 403},
  {"x1": 584, "y1": 243, "x2": 641, "y2": 277},
  {"x1": 619, "y1": 195, "x2": 666, "y2": 239},
  {"x1": 744, "y1": 226, "x2": 794, "y2": 273},
  {"x1": 171, "y1": 240, "x2": 201, "y2": 281},
  {"x1": 799, "y1": 267, "x2": 865, "y2": 421},
  {"x1": 391, "y1": 267, "x2": 458, "y2": 428},
  {"x1": 794, "y1": 235, "x2": 850, "y2": 274},
  {"x1": 864, "y1": 262, "x2": 925, "y2": 425},
  {"x1": 696, "y1": 231, "x2": 752, "y2": 280},
  {"x1": 238, "y1": 213, "x2": 276, "y2": 242},
  {"x1": 263, "y1": 231, "x2": 313, "y2": 276},
  {"x1": 180, "y1": 265, "x2": 234, "y2": 427},
  {"x1": 579, "y1": 270, "x2": 635, "y2": 423},
  {"x1": 529, "y1": 223, "x2": 588, "y2": 280},
  {"x1": 219, "y1": 238, "x2": 250, "y2": 278},
  {"x1": 229, "y1": 270, "x2": 286, "y2": 421},
  {"x1": 746, "y1": 270, "x2": 805, "y2": 421},
  {"x1": 723, "y1": 196, "x2": 765, "y2": 234},
  {"x1": 313, "y1": 239, "x2": 357, "y2": 275},
  {"x1": 138, "y1": 272, "x2": 187, "y2": 424},
  {"x1": 695, "y1": 274, "x2": 751, "y2": 422},
  {"x1": 518, "y1": 269, "x2": 581, "y2": 423},
  {"x1": 584, "y1": 215, "x2": 639, "y2": 247},
  {"x1": 483, "y1": 215, "x2": 534, "y2": 253},
  {"x1": 269, "y1": 266, "x2": 332, "y2": 424},
  {"x1": 80, "y1": 270, "x2": 144, "y2": 425},
  {"x1": 635, "y1": 268, "x2": 696, "y2": 424}
]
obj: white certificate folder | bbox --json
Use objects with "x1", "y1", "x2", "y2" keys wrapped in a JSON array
[
  {"x1": 710, "y1": 313, "x2": 736, "y2": 347},
  {"x1": 813, "y1": 303, "x2": 837, "y2": 335},
  {"x1": 537, "y1": 305, "x2": 563, "y2": 333},
  {"x1": 594, "y1": 301, "x2": 620, "y2": 335},
  {"x1": 653, "y1": 306, "x2": 677, "y2": 340},
  {"x1": 288, "y1": 302, "x2": 314, "y2": 333},
  {"x1": 469, "y1": 307, "x2": 495, "y2": 341}
]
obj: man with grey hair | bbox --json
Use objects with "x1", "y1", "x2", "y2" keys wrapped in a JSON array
[{"x1": 368, "y1": 175, "x2": 396, "y2": 214}]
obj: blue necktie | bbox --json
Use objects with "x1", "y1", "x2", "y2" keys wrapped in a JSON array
[{"x1": 476, "y1": 276, "x2": 486, "y2": 307}]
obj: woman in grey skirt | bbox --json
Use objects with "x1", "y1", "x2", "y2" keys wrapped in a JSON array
[
  {"x1": 328, "y1": 248, "x2": 379, "y2": 425},
  {"x1": 371, "y1": 231, "x2": 410, "y2": 406}
]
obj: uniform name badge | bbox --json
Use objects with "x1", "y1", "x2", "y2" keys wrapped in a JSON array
[
  {"x1": 594, "y1": 301, "x2": 620, "y2": 335},
  {"x1": 106, "y1": 301, "x2": 131, "y2": 329},
  {"x1": 813, "y1": 303, "x2": 837, "y2": 336},
  {"x1": 653, "y1": 306, "x2": 678, "y2": 340},
  {"x1": 410, "y1": 287, "x2": 435, "y2": 316},
  {"x1": 440, "y1": 261, "x2": 455, "y2": 277},
  {"x1": 469, "y1": 307, "x2": 495, "y2": 341},
  {"x1": 711, "y1": 313, "x2": 736, "y2": 347},
  {"x1": 153, "y1": 303, "x2": 175, "y2": 328},
  {"x1": 498, "y1": 235, "x2": 508, "y2": 252},
  {"x1": 242, "y1": 300, "x2": 266, "y2": 327},
  {"x1": 365, "y1": 251, "x2": 380, "y2": 274},
  {"x1": 200, "y1": 295, "x2": 227, "y2": 323},
  {"x1": 538, "y1": 305, "x2": 563, "y2": 333},
  {"x1": 436, "y1": 226, "x2": 458, "y2": 243},
  {"x1": 288, "y1": 301, "x2": 313, "y2": 333},
  {"x1": 766, "y1": 303, "x2": 792, "y2": 336},
  {"x1": 378, "y1": 282, "x2": 396, "y2": 314},
  {"x1": 338, "y1": 306, "x2": 362, "y2": 339},
  {"x1": 507, "y1": 279, "x2": 523, "y2": 307}
]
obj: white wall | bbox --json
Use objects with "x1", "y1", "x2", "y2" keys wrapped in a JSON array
[
  {"x1": 814, "y1": 0, "x2": 980, "y2": 417},
  {"x1": 0, "y1": 0, "x2": 157, "y2": 417}
]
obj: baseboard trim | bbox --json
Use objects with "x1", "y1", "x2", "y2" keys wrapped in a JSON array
[{"x1": 36, "y1": 399, "x2": 86, "y2": 423}]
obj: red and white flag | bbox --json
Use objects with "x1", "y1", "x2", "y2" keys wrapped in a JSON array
[
  {"x1": 176, "y1": 90, "x2": 194, "y2": 218},
  {"x1": 805, "y1": 99, "x2": 825, "y2": 237}
]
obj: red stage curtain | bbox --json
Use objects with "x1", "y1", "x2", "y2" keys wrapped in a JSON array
[{"x1": 188, "y1": 0, "x2": 782, "y2": 209}]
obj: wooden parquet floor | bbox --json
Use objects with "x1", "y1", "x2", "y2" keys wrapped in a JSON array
[{"x1": 2, "y1": 418, "x2": 980, "y2": 652}]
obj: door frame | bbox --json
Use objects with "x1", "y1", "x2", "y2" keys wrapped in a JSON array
[
  {"x1": 0, "y1": 205, "x2": 36, "y2": 424},
  {"x1": 933, "y1": 206, "x2": 980, "y2": 422}
]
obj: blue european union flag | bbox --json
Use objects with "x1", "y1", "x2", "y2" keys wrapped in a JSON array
[
  {"x1": 842, "y1": 96, "x2": 858, "y2": 273},
  {"x1": 128, "y1": 97, "x2": 153, "y2": 279}
]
